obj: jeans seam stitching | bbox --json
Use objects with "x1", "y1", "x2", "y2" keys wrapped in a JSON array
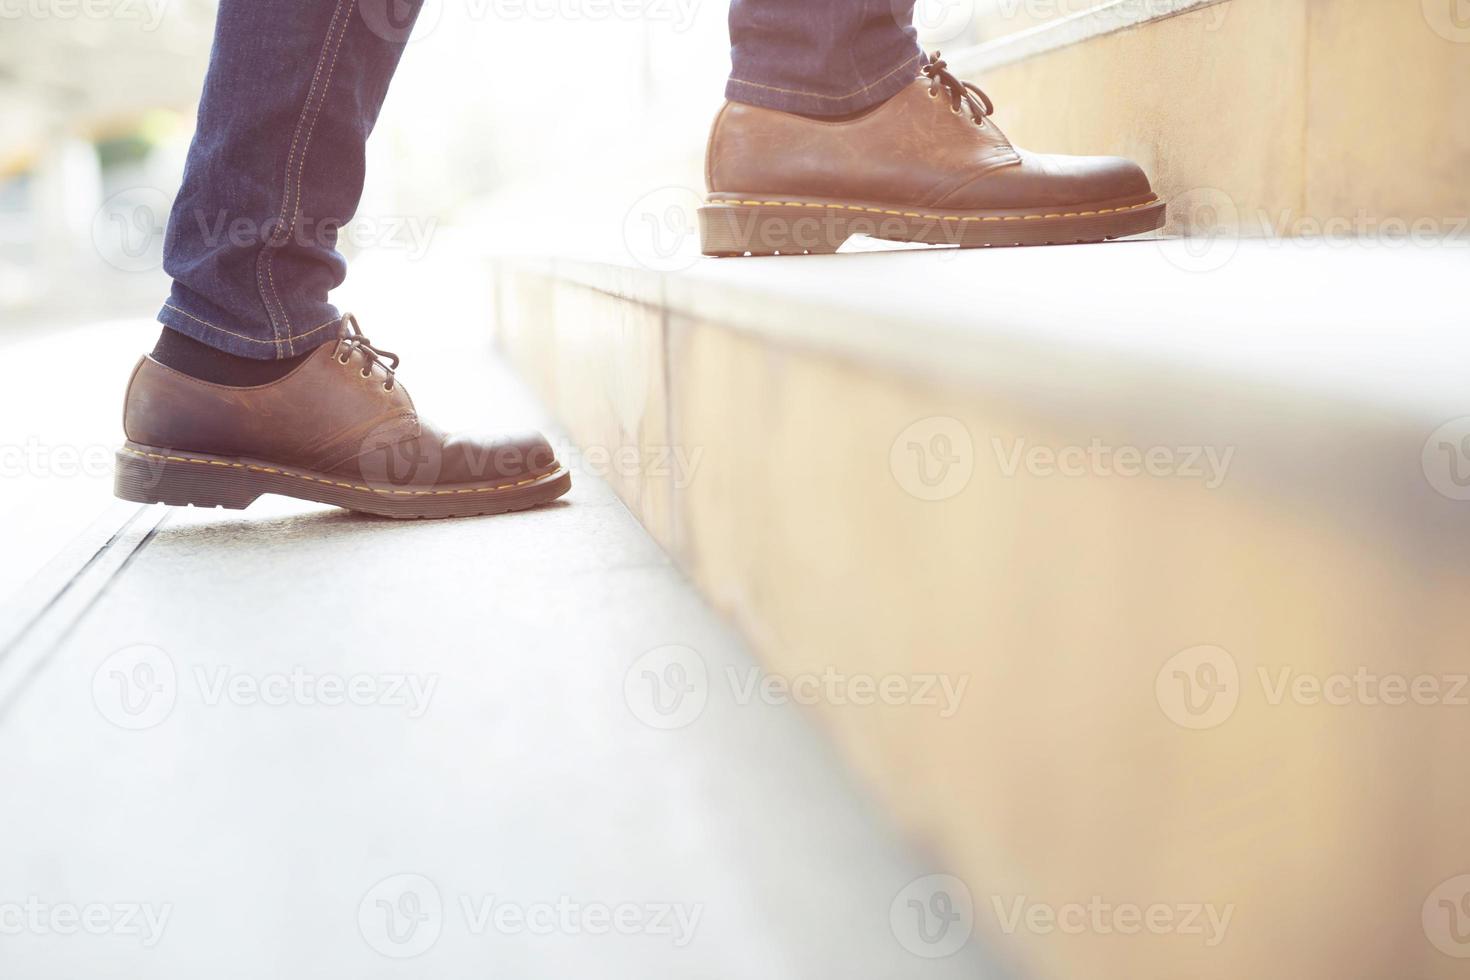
[
  {"x1": 279, "y1": 5, "x2": 354, "y2": 356},
  {"x1": 728, "y1": 50, "x2": 921, "y2": 102},
  {"x1": 164, "y1": 304, "x2": 343, "y2": 346},
  {"x1": 254, "y1": 0, "x2": 351, "y2": 357}
]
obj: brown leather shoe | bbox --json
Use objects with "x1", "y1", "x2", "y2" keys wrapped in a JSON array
[
  {"x1": 114, "y1": 316, "x2": 571, "y2": 519},
  {"x1": 699, "y1": 53, "x2": 1164, "y2": 256}
]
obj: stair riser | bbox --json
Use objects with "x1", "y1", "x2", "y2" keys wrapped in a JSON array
[{"x1": 493, "y1": 259, "x2": 1470, "y2": 980}]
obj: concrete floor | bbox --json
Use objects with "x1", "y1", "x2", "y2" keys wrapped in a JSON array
[{"x1": 0, "y1": 320, "x2": 1008, "y2": 979}]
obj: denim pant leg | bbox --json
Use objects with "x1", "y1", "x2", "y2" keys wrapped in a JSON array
[
  {"x1": 159, "y1": 0, "x2": 421, "y2": 359},
  {"x1": 726, "y1": 0, "x2": 924, "y2": 117}
]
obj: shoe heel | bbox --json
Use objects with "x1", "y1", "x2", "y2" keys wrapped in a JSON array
[
  {"x1": 699, "y1": 203, "x2": 850, "y2": 257},
  {"x1": 114, "y1": 447, "x2": 262, "y2": 510}
]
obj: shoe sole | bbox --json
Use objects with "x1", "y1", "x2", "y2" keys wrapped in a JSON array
[
  {"x1": 114, "y1": 442, "x2": 572, "y2": 520},
  {"x1": 698, "y1": 194, "x2": 1166, "y2": 256}
]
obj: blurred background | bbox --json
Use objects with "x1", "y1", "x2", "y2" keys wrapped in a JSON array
[
  {"x1": 0, "y1": 0, "x2": 1168, "y2": 332},
  {"x1": 0, "y1": 0, "x2": 726, "y2": 328}
]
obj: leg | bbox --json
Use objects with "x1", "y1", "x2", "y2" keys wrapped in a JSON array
[
  {"x1": 726, "y1": 0, "x2": 924, "y2": 118},
  {"x1": 159, "y1": 0, "x2": 421, "y2": 361},
  {"x1": 116, "y1": 1, "x2": 572, "y2": 518}
]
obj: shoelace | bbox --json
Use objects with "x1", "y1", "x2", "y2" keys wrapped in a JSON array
[
  {"x1": 921, "y1": 52, "x2": 995, "y2": 126},
  {"x1": 339, "y1": 313, "x2": 401, "y2": 391}
]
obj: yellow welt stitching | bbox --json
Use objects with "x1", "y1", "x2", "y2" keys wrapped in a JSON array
[
  {"x1": 121, "y1": 447, "x2": 556, "y2": 496},
  {"x1": 708, "y1": 197, "x2": 1158, "y2": 222}
]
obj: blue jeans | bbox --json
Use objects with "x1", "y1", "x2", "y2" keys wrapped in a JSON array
[
  {"x1": 727, "y1": 0, "x2": 923, "y2": 117},
  {"x1": 160, "y1": 0, "x2": 923, "y2": 359}
]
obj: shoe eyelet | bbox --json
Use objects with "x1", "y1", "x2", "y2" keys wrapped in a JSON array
[
  {"x1": 927, "y1": 88, "x2": 938, "y2": 99},
  {"x1": 382, "y1": 382, "x2": 394, "y2": 392},
  {"x1": 360, "y1": 368, "x2": 371, "y2": 379},
  {"x1": 337, "y1": 353, "x2": 350, "y2": 365}
]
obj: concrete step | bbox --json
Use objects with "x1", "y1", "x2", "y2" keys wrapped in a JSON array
[
  {"x1": 488, "y1": 237, "x2": 1470, "y2": 980},
  {"x1": 0, "y1": 317, "x2": 1007, "y2": 979},
  {"x1": 945, "y1": 0, "x2": 1470, "y2": 238}
]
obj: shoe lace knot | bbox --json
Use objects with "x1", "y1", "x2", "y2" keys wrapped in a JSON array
[
  {"x1": 922, "y1": 52, "x2": 995, "y2": 126},
  {"x1": 338, "y1": 313, "x2": 401, "y2": 391}
]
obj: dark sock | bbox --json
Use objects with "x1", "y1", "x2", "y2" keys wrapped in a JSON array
[{"x1": 150, "y1": 328, "x2": 314, "y2": 386}]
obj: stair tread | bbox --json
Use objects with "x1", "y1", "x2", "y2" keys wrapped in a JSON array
[{"x1": 524, "y1": 239, "x2": 1467, "y2": 421}]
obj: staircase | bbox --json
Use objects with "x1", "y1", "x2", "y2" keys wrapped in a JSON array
[
  {"x1": 488, "y1": 233, "x2": 1469, "y2": 980},
  {"x1": 479, "y1": 3, "x2": 1470, "y2": 963},
  {"x1": 480, "y1": 8, "x2": 1470, "y2": 978}
]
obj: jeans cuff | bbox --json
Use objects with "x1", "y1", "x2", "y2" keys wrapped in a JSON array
[
  {"x1": 725, "y1": 48, "x2": 924, "y2": 117},
  {"x1": 158, "y1": 289, "x2": 345, "y2": 361}
]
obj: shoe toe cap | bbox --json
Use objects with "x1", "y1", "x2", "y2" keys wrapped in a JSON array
[
  {"x1": 946, "y1": 150, "x2": 1155, "y2": 210},
  {"x1": 1089, "y1": 154, "x2": 1154, "y2": 201},
  {"x1": 441, "y1": 428, "x2": 560, "y2": 484}
]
